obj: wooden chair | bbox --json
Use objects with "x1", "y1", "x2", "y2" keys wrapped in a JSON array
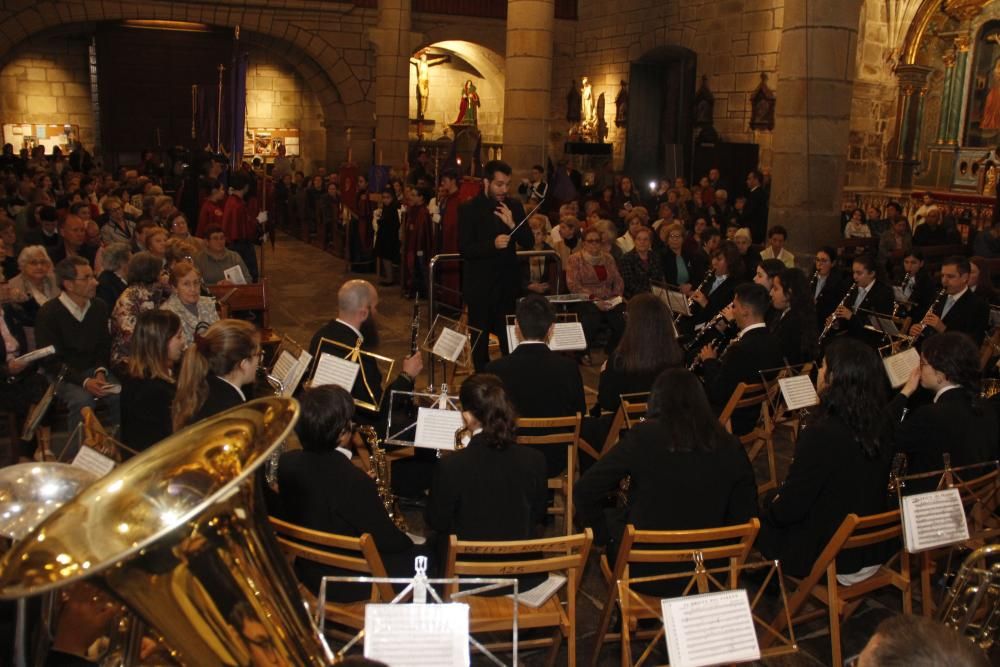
[
  {"x1": 763, "y1": 362, "x2": 814, "y2": 442},
  {"x1": 591, "y1": 520, "x2": 761, "y2": 666},
  {"x1": 515, "y1": 413, "x2": 582, "y2": 536},
  {"x1": 207, "y1": 279, "x2": 270, "y2": 327},
  {"x1": 444, "y1": 530, "x2": 593, "y2": 667},
  {"x1": 267, "y1": 517, "x2": 394, "y2": 640},
  {"x1": 591, "y1": 392, "x2": 650, "y2": 458},
  {"x1": 718, "y1": 382, "x2": 778, "y2": 492},
  {"x1": 763, "y1": 510, "x2": 911, "y2": 666}
]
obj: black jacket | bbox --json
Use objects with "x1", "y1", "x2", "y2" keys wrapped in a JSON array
[
  {"x1": 691, "y1": 275, "x2": 737, "y2": 325},
  {"x1": 191, "y1": 375, "x2": 245, "y2": 424},
  {"x1": 814, "y1": 269, "x2": 848, "y2": 327},
  {"x1": 458, "y1": 194, "x2": 532, "y2": 303},
  {"x1": 96, "y1": 270, "x2": 127, "y2": 310},
  {"x1": 845, "y1": 279, "x2": 895, "y2": 339},
  {"x1": 120, "y1": 375, "x2": 175, "y2": 452},
  {"x1": 758, "y1": 415, "x2": 892, "y2": 578},
  {"x1": 938, "y1": 289, "x2": 990, "y2": 345},
  {"x1": 702, "y1": 326, "x2": 785, "y2": 435},
  {"x1": 770, "y1": 308, "x2": 817, "y2": 366},
  {"x1": 660, "y1": 248, "x2": 702, "y2": 289},
  {"x1": 34, "y1": 297, "x2": 111, "y2": 387}
]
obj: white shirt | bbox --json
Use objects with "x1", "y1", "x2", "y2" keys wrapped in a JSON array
[
  {"x1": 736, "y1": 322, "x2": 767, "y2": 341},
  {"x1": 336, "y1": 318, "x2": 364, "y2": 343},
  {"x1": 710, "y1": 274, "x2": 727, "y2": 294},
  {"x1": 813, "y1": 274, "x2": 827, "y2": 300},
  {"x1": 58, "y1": 292, "x2": 91, "y2": 323},
  {"x1": 941, "y1": 287, "x2": 967, "y2": 320},
  {"x1": 934, "y1": 384, "x2": 961, "y2": 403},
  {"x1": 216, "y1": 375, "x2": 247, "y2": 401},
  {"x1": 336, "y1": 446, "x2": 352, "y2": 460},
  {"x1": 852, "y1": 281, "x2": 874, "y2": 311}
]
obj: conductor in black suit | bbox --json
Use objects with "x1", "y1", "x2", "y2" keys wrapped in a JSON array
[
  {"x1": 486, "y1": 294, "x2": 586, "y2": 476},
  {"x1": 698, "y1": 282, "x2": 785, "y2": 435},
  {"x1": 908, "y1": 256, "x2": 990, "y2": 346},
  {"x1": 830, "y1": 254, "x2": 894, "y2": 341},
  {"x1": 277, "y1": 385, "x2": 419, "y2": 601},
  {"x1": 459, "y1": 160, "x2": 534, "y2": 370}
]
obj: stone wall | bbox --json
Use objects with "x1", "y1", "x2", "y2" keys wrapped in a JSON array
[{"x1": 0, "y1": 31, "x2": 95, "y2": 150}]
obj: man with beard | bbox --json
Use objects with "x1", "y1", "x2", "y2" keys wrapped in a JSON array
[
  {"x1": 308, "y1": 279, "x2": 423, "y2": 425},
  {"x1": 459, "y1": 160, "x2": 534, "y2": 370}
]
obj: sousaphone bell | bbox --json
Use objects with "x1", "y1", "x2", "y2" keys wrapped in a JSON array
[{"x1": 0, "y1": 397, "x2": 333, "y2": 666}]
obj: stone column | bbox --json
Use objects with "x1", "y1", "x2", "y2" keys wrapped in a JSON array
[
  {"x1": 768, "y1": 0, "x2": 864, "y2": 255},
  {"x1": 935, "y1": 47, "x2": 957, "y2": 144},
  {"x1": 886, "y1": 64, "x2": 932, "y2": 190},
  {"x1": 503, "y1": 0, "x2": 555, "y2": 179},
  {"x1": 368, "y1": 0, "x2": 415, "y2": 167}
]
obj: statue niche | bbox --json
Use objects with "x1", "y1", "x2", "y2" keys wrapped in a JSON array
[{"x1": 964, "y1": 21, "x2": 1000, "y2": 147}]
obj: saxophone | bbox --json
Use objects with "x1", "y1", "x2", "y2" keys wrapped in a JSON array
[{"x1": 357, "y1": 424, "x2": 408, "y2": 532}]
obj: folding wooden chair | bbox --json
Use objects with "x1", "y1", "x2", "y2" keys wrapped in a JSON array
[
  {"x1": 718, "y1": 381, "x2": 777, "y2": 492},
  {"x1": 763, "y1": 510, "x2": 911, "y2": 666},
  {"x1": 516, "y1": 413, "x2": 582, "y2": 535},
  {"x1": 586, "y1": 392, "x2": 649, "y2": 459},
  {"x1": 590, "y1": 520, "x2": 761, "y2": 666},
  {"x1": 444, "y1": 530, "x2": 593, "y2": 667},
  {"x1": 267, "y1": 517, "x2": 394, "y2": 640}
]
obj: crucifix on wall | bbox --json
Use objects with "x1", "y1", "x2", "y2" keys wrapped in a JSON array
[{"x1": 410, "y1": 50, "x2": 451, "y2": 120}]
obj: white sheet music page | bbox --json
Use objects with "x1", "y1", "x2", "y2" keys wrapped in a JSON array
[
  {"x1": 778, "y1": 375, "x2": 819, "y2": 411},
  {"x1": 667, "y1": 290, "x2": 690, "y2": 317},
  {"x1": 901, "y1": 487, "x2": 970, "y2": 553},
  {"x1": 414, "y1": 407, "x2": 464, "y2": 451},
  {"x1": 550, "y1": 322, "x2": 587, "y2": 351},
  {"x1": 312, "y1": 352, "x2": 360, "y2": 392},
  {"x1": 364, "y1": 602, "x2": 470, "y2": 667},
  {"x1": 272, "y1": 350, "x2": 297, "y2": 383},
  {"x1": 71, "y1": 446, "x2": 116, "y2": 478},
  {"x1": 506, "y1": 324, "x2": 522, "y2": 351},
  {"x1": 661, "y1": 589, "x2": 760, "y2": 667},
  {"x1": 281, "y1": 351, "x2": 312, "y2": 398},
  {"x1": 222, "y1": 265, "x2": 247, "y2": 285},
  {"x1": 883, "y1": 346, "x2": 920, "y2": 389},
  {"x1": 432, "y1": 327, "x2": 467, "y2": 362},
  {"x1": 651, "y1": 284, "x2": 669, "y2": 305}
]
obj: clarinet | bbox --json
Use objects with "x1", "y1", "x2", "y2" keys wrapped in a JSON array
[
  {"x1": 808, "y1": 269, "x2": 819, "y2": 297},
  {"x1": 891, "y1": 272, "x2": 911, "y2": 319},
  {"x1": 409, "y1": 297, "x2": 420, "y2": 355},
  {"x1": 914, "y1": 288, "x2": 947, "y2": 344},
  {"x1": 688, "y1": 319, "x2": 738, "y2": 372},
  {"x1": 817, "y1": 282, "x2": 859, "y2": 346},
  {"x1": 677, "y1": 270, "x2": 715, "y2": 322},
  {"x1": 683, "y1": 301, "x2": 733, "y2": 354}
]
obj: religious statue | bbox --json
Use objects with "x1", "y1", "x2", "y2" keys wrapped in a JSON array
[
  {"x1": 410, "y1": 50, "x2": 450, "y2": 120},
  {"x1": 981, "y1": 56, "x2": 1000, "y2": 130},
  {"x1": 566, "y1": 80, "x2": 581, "y2": 123},
  {"x1": 749, "y1": 72, "x2": 776, "y2": 131},
  {"x1": 614, "y1": 80, "x2": 628, "y2": 127},
  {"x1": 580, "y1": 77, "x2": 596, "y2": 127},
  {"x1": 693, "y1": 75, "x2": 714, "y2": 127},
  {"x1": 454, "y1": 80, "x2": 481, "y2": 127}
]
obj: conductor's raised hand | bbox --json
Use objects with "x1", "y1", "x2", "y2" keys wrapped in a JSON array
[
  {"x1": 494, "y1": 202, "x2": 515, "y2": 229},
  {"x1": 494, "y1": 234, "x2": 511, "y2": 249}
]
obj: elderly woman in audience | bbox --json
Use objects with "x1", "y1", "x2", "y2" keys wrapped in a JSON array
[
  {"x1": 6, "y1": 245, "x2": 59, "y2": 334},
  {"x1": 100, "y1": 196, "x2": 134, "y2": 246},
  {"x1": 120, "y1": 309, "x2": 184, "y2": 453},
  {"x1": 575, "y1": 368, "x2": 757, "y2": 594},
  {"x1": 96, "y1": 242, "x2": 131, "y2": 308},
  {"x1": 769, "y1": 267, "x2": 818, "y2": 365},
  {"x1": 144, "y1": 226, "x2": 169, "y2": 264},
  {"x1": 161, "y1": 261, "x2": 219, "y2": 346},
  {"x1": 195, "y1": 224, "x2": 252, "y2": 285},
  {"x1": 521, "y1": 217, "x2": 557, "y2": 295},
  {"x1": 731, "y1": 227, "x2": 760, "y2": 281},
  {"x1": 110, "y1": 251, "x2": 171, "y2": 370},
  {"x1": 615, "y1": 206, "x2": 649, "y2": 255},
  {"x1": 660, "y1": 221, "x2": 701, "y2": 296},
  {"x1": 549, "y1": 214, "x2": 582, "y2": 266},
  {"x1": 619, "y1": 226, "x2": 664, "y2": 299},
  {"x1": 566, "y1": 227, "x2": 626, "y2": 361},
  {"x1": 758, "y1": 338, "x2": 892, "y2": 580}
]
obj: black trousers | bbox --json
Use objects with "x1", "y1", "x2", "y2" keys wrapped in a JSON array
[{"x1": 467, "y1": 288, "x2": 518, "y2": 371}]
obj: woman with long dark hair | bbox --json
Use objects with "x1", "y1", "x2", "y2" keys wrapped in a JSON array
[
  {"x1": 758, "y1": 338, "x2": 892, "y2": 580},
  {"x1": 109, "y1": 251, "x2": 170, "y2": 370},
  {"x1": 891, "y1": 332, "x2": 998, "y2": 479},
  {"x1": 575, "y1": 368, "x2": 757, "y2": 593},
  {"x1": 120, "y1": 309, "x2": 184, "y2": 452},
  {"x1": 769, "y1": 267, "x2": 818, "y2": 365}
]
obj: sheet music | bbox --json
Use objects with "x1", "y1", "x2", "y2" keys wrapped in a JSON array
[
  {"x1": 364, "y1": 602, "x2": 470, "y2": 667},
  {"x1": 551, "y1": 322, "x2": 587, "y2": 351},
  {"x1": 312, "y1": 352, "x2": 360, "y2": 392},
  {"x1": 432, "y1": 327, "x2": 467, "y2": 362},
  {"x1": 651, "y1": 285, "x2": 670, "y2": 306},
  {"x1": 778, "y1": 375, "x2": 819, "y2": 411},
  {"x1": 272, "y1": 350, "x2": 297, "y2": 382},
  {"x1": 12, "y1": 344, "x2": 55, "y2": 366},
  {"x1": 506, "y1": 572, "x2": 566, "y2": 608},
  {"x1": 413, "y1": 407, "x2": 464, "y2": 451},
  {"x1": 71, "y1": 446, "x2": 115, "y2": 478},
  {"x1": 223, "y1": 265, "x2": 247, "y2": 285},
  {"x1": 869, "y1": 315, "x2": 900, "y2": 336},
  {"x1": 662, "y1": 590, "x2": 761, "y2": 667},
  {"x1": 599, "y1": 295, "x2": 624, "y2": 309},
  {"x1": 901, "y1": 488, "x2": 970, "y2": 553},
  {"x1": 667, "y1": 290, "x2": 689, "y2": 317},
  {"x1": 883, "y1": 347, "x2": 920, "y2": 389}
]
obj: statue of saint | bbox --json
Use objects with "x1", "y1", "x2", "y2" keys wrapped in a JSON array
[
  {"x1": 614, "y1": 80, "x2": 628, "y2": 127},
  {"x1": 410, "y1": 50, "x2": 450, "y2": 120},
  {"x1": 982, "y1": 57, "x2": 1000, "y2": 130},
  {"x1": 454, "y1": 80, "x2": 481, "y2": 127},
  {"x1": 580, "y1": 77, "x2": 596, "y2": 127}
]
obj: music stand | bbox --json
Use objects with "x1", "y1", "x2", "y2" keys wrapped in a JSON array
[
  {"x1": 310, "y1": 337, "x2": 395, "y2": 413},
  {"x1": 321, "y1": 557, "x2": 519, "y2": 666},
  {"x1": 504, "y1": 312, "x2": 585, "y2": 352},
  {"x1": 651, "y1": 280, "x2": 689, "y2": 319},
  {"x1": 384, "y1": 387, "x2": 461, "y2": 448},
  {"x1": 421, "y1": 314, "x2": 481, "y2": 369},
  {"x1": 265, "y1": 335, "x2": 312, "y2": 397},
  {"x1": 758, "y1": 363, "x2": 817, "y2": 424}
]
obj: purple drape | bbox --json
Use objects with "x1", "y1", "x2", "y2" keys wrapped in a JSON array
[{"x1": 194, "y1": 49, "x2": 249, "y2": 166}]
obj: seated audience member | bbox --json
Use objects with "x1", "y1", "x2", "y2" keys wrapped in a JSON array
[
  {"x1": 565, "y1": 228, "x2": 626, "y2": 358},
  {"x1": 769, "y1": 267, "x2": 818, "y2": 365},
  {"x1": 759, "y1": 225, "x2": 795, "y2": 268},
  {"x1": 972, "y1": 217, "x2": 1000, "y2": 258},
  {"x1": 843, "y1": 208, "x2": 871, "y2": 238},
  {"x1": 131, "y1": 219, "x2": 158, "y2": 254},
  {"x1": 95, "y1": 242, "x2": 131, "y2": 309},
  {"x1": 575, "y1": 369, "x2": 757, "y2": 592},
  {"x1": 35, "y1": 256, "x2": 120, "y2": 435},
  {"x1": 908, "y1": 256, "x2": 990, "y2": 345},
  {"x1": 549, "y1": 214, "x2": 581, "y2": 266},
  {"x1": 731, "y1": 227, "x2": 760, "y2": 281},
  {"x1": 109, "y1": 252, "x2": 171, "y2": 370},
  {"x1": 168, "y1": 213, "x2": 201, "y2": 249},
  {"x1": 1, "y1": 299, "x2": 52, "y2": 462},
  {"x1": 0, "y1": 219, "x2": 18, "y2": 279},
  {"x1": 758, "y1": 339, "x2": 891, "y2": 579},
  {"x1": 697, "y1": 283, "x2": 784, "y2": 434},
  {"x1": 619, "y1": 226, "x2": 664, "y2": 298},
  {"x1": 812, "y1": 246, "x2": 846, "y2": 326},
  {"x1": 660, "y1": 222, "x2": 700, "y2": 296},
  {"x1": 521, "y1": 219, "x2": 557, "y2": 295},
  {"x1": 890, "y1": 332, "x2": 998, "y2": 478},
  {"x1": 615, "y1": 207, "x2": 649, "y2": 255},
  {"x1": 969, "y1": 255, "x2": 998, "y2": 305},
  {"x1": 143, "y1": 226, "x2": 168, "y2": 265},
  {"x1": 592, "y1": 218, "x2": 623, "y2": 263},
  {"x1": 485, "y1": 294, "x2": 585, "y2": 476},
  {"x1": 172, "y1": 318, "x2": 259, "y2": 429},
  {"x1": 830, "y1": 254, "x2": 894, "y2": 341},
  {"x1": 426, "y1": 374, "x2": 547, "y2": 586},
  {"x1": 277, "y1": 385, "x2": 417, "y2": 600},
  {"x1": 47, "y1": 214, "x2": 97, "y2": 268},
  {"x1": 161, "y1": 261, "x2": 219, "y2": 346},
  {"x1": 688, "y1": 242, "x2": 742, "y2": 325},
  {"x1": 854, "y1": 614, "x2": 990, "y2": 667},
  {"x1": 99, "y1": 196, "x2": 134, "y2": 246},
  {"x1": 878, "y1": 213, "x2": 912, "y2": 271},
  {"x1": 6, "y1": 245, "x2": 58, "y2": 328},
  {"x1": 194, "y1": 224, "x2": 252, "y2": 285},
  {"x1": 896, "y1": 249, "x2": 935, "y2": 320},
  {"x1": 912, "y1": 207, "x2": 960, "y2": 246},
  {"x1": 120, "y1": 309, "x2": 184, "y2": 453}
]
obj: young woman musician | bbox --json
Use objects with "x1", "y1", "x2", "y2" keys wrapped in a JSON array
[
  {"x1": 688, "y1": 242, "x2": 742, "y2": 325},
  {"x1": 758, "y1": 338, "x2": 892, "y2": 580},
  {"x1": 172, "y1": 318, "x2": 260, "y2": 429},
  {"x1": 769, "y1": 268, "x2": 819, "y2": 365},
  {"x1": 120, "y1": 309, "x2": 185, "y2": 452}
]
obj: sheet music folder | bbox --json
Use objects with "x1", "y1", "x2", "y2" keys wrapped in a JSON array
[{"x1": 310, "y1": 337, "x2": 395, "y2": 412}]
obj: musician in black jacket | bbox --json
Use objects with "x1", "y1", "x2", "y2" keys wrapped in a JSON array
[
  {"x1": 698, "y1": 282, "x2": 784, "y2": 435},
  {"x1": 889, "y1": 332, "x2": 999, "y2": 479},
  {"x1": 769, "y1": 268, "x2": 818, "y2": 365},
  {"x1": 908, "y1": 256, "x2": 990, "y2": 345},
  {"x1": 812, "y1": 246, "x2": 847, "y2": 328},
  {"x1": 688, "y1": 242, "x2": 742, "y2": 325},
  {"x1": 486, "y1": 294, "x2": 586, "y2": 475},
  {"x1": 758, "y1": 338, "x2": 892, "y2": 579},
  {"x1": 895, "y1": 249, "x2": 936, "y2": 321},
  {"x1": 277, "y1": 385, "x2": 418, "y2": 601},
  {"x1": 574, "y1": 368, "x2": 757, "y2": 595},
  {"x1": 458, "y1": 160, "x2": 534, "y2": 370},
  {"x1": 830, "y1": 254, "x2": 894, "y2": 341}
]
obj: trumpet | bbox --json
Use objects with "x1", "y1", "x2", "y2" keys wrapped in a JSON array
[
  {"x1": 677, "y1": 270, "x2": 715, "y2": 322},
  {"x1": 913, "y1": 288, "x2": 947, "y2": 345},
  {"x1": 818, "y1": 282, "x2": 859, "y2": 346}
]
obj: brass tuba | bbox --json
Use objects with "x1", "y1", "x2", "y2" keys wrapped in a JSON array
[{"x1": 0, "y1": 397, "x2": 334, "y2": 666}]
